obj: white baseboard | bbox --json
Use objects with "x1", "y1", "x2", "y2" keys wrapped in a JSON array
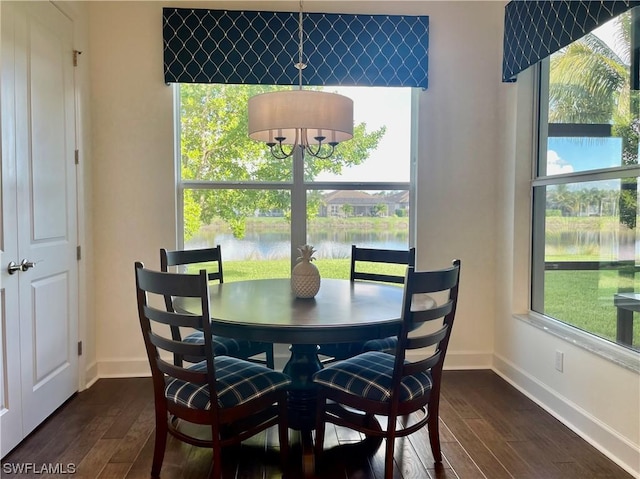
[
  {"x1": 97, "y1": 350, "x2": 493, "y2": 379},
  {"x1": 441, "y1": 350, "x2": 493, "y2": 370},
  {"x1": 83, "y1": 361, "x2": 99, "y2": 389},
  {"x1": 97, "y1": 358, "x2": 152, "y2": 378},
  {"x1": 493, "y1": 353, "x2": 640, "y2": 478}
]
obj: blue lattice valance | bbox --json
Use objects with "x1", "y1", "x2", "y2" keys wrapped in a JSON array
[
  {"x1": 503, "y1": 0, "x2": 640, "y2": 82},
  {"x1": 163, "y1": 8, "x2": 429, "y2": 88}
]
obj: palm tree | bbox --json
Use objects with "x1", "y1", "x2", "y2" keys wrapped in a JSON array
[
  {"x1": 550, "y1": 11, "x2": 635, "y2": 121},
  {"x1": 549, "y1": 34, "x2": 629, "y2": 123},
  {"x1": 548, "y1": 184, "x2": 578, "y2": 216},
  {"x1": 549, "y1": 11, "x2": 638, "y2": 228}
]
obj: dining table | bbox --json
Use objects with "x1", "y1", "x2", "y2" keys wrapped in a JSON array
[{"x1": 174, "y1": 277, "x2": 432, "y2": 473}]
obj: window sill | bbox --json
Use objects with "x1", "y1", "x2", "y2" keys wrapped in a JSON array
[{"x1": 514, "y1": 312, "x2": 640, "y2": 374}]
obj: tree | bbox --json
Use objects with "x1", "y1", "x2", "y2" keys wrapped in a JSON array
[
  {"x1": 548, "y1": 184, "x2": 577, "y2": 216},
  {"x1": 341, "y1": 204, "x2": 354, "y2": 217},
  {"x1": 372, "y1": 203, "x2": 387, "y2": 217},
  {"x1": 549, "y1": 35, "x2": 628, "y2": 124},
  {"x1": 180, "y1": 84, "x2": 386, "y2": 238},
  {"x1": 549, "y1": 13, "x2": 638, "y2": 228}
]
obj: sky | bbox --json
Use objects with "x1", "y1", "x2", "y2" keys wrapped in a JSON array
[
  {"x1": 547, "y1": 137, "x2": 624, "y2": 175},
  {"x1": 314, "y1": 86, "x2": 412, "y2": 183}
]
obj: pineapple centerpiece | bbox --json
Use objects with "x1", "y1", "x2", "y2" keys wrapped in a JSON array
[{"x1": 291, "y1": 244, "x2": 321, "y2": 298}]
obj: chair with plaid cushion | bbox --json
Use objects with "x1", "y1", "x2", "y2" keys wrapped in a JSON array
[
  {"x1": 161, "y1": 246, "x2": 275, "y2": 368},
  {"x1": 313, "y1": 259, "x2": 461, "y2": 479},
  {"x1": 134, "y1": 262, "x2": 290, "y2": 479},
  {"x1": 317, "y1": 245, "x2": 416, "y2": 361}
]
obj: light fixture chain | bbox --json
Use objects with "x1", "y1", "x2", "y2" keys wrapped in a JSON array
[{"x1": 296, "y1": 0, "x2": 306, "y2": 89}]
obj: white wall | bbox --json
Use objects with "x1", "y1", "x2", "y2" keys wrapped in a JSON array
[
  {"x1": 88, "y1": 0, "x2": 503, "y2": 376},
  {"x1": 86, "y1": 0, "x2": 638, "y2": 474},
  {"x1": 416, "y1": 1, "x2": 504, "y2": 368},
  {"x1": 89, "y1": 0, "x2": 177, "y2": 376}
]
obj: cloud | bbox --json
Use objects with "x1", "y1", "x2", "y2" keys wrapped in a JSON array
[{"x1": 547, "y1": 150, "x2": 574, "y2": 175}]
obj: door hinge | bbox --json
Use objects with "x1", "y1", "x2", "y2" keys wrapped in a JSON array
[
  {"x1": 78, "y1": 341, "x2": 83, "y2": 356},
  {"x1": 77, "y1": 245, "x2": 82, "y2": 260},
  {"x1": 73, "y1": 50, "x2": 82, "y2": 67},
  {"x1": 74, "y1": 149, "x2": 79, "y2": 165}
]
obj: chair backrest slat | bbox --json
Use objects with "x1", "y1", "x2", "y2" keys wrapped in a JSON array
[
  {"x1": 354, "y1": 272, "x2": 406, "y2": 284},
  {"x1": 390, "y1": 259, "x2": 461, "y2": 404},
  {"x1": 350, "y1": 245, "x2": 416, "y2": 284},
  {"x1": 157, "y1": 359, "x2": 208, "y2": 384},
  {"x1": 405, "y1": 325, "x2": 448, "y2": 350},
  {"x1": 137, "y1": 267, "x2": 206, "y2": 297},
  {"x1": 149, "y1": 332, "x2": 206, "y2": 357},
  {"x1": 410, "y1": 301, "x2": 453, "y2": 325},
  {"x1": 402, "y1": 351, "x2": 442, "y2": 376},
  {"x1": 144, "y1": 305, "x2": 203, "y2": 329},
  {"x1": 161, "y1": 246, "x2": 224, "y2": 283},
  {"x1": 408, "y1": 266, "x2": 460, "y2": 293}
]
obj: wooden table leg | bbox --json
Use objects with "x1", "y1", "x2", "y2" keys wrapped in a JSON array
[{"x1": 282, "y1": 344, "x2": 323, "y2": 476}]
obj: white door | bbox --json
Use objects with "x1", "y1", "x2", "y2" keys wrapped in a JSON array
[{"x1": 1, "y1": 1, "x2": 79, "y2": 457}]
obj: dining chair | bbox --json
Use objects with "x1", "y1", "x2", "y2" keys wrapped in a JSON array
[
  {"x1": 160, "y1": 246, "x2": 275, "y2": 368},
  {"x1": 317, "y1": 245, "x2": 416, "y2": 361},
  {"x1": 134, "y1": 262, "x2": 290, "y2": 479},
  {"x1": 313, "y1": 259, "x2": 461, "y2": 479}
]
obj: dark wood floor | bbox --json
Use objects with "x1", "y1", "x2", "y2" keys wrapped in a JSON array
[{"x1": 1, "y1": 370, "x2": 632, "y2": 479}]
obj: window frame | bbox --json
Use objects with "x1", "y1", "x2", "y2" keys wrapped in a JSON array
[
  {"x1": 173, "y1": 84, "x2": 418, "y2": 268},
  {"x1": 531, "y1": 55, "x2": 640, "y2": 355}
]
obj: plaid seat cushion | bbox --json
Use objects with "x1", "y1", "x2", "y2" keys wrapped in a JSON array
[
  {"x1": 165, "y1": 356, "x2": 290, "y2": 410},
  {"x1": 312, "y1": 351, "x2": 432, "y2": 403},
  {"x1": 362, "y1": 336, "x2": 397, "y2": 353},
  {"x1": 183, "y1": 331, "x2": 258, "y2": 357}
]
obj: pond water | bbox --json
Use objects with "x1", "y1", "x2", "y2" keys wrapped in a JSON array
[
  {"x1": 188, "y1": 221, "x2": 640, "y2": 261},
  {"x1": 187, "y1": 229, "x2": 409, "y2": 261},
  {"x1": 545, "y1": 229, "x2": 639, "y2": 259}
]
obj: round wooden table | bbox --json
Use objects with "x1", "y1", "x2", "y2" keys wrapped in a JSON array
[
  {"x1": 176, "y1": 278, "x2": 406, "y2": 414},
  {"x1": 195, "y1": 277, "x2": 404, "y2": 342}
]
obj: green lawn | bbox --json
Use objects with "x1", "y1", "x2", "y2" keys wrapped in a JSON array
[
  {"x1": 222, "y1": 258, "x2": 406, "y2": 281},
  {"x1": 542, "y1": 216, "x2": 639, "y2": 348},
  {"x1": 544, "y1": 270, "x2": 640, "y2": 348}
]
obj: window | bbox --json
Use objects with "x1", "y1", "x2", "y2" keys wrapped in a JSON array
[
  {"x1": 533, "y1": 10, "x2": 640, "y2": 351},
  {"x1": 177, "y1": 84, "x2": 414, "y2": 281}
]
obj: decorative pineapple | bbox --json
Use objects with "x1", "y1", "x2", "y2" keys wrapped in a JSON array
[{"x1": 291, "y1": 244, "x2": 321, "y2": 298}]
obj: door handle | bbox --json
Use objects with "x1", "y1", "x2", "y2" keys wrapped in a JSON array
[
  {"x1": 20, "y1": 259, "x2": 36, "y2": 271},
  {"x1": 7, "y1": 261, "x2": 21, "y2": 274},
  {"x1": 7, "y1": 259, "x2": 36, "y2": 274}
]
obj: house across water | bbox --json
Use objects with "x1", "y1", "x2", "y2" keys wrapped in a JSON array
[{"x1": 319, "y1": 190, "x2": 409, "y2": 217}]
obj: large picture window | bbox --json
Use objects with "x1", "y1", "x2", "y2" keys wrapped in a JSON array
[
  {"x1": 533, "y1": 10, "x2": 640, "y2": 351},
  {"x1": 177, "y1": 84, "x2": 414, "y2": 281}
]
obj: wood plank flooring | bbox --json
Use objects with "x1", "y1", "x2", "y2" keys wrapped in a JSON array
[{"x1": 1, "y1": 370, "x2": 633, "y2": 479}]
